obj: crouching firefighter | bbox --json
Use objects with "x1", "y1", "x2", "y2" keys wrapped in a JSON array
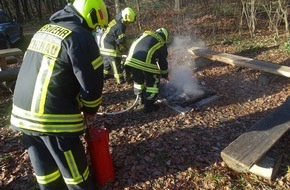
[
  {"x1": 10, "y1": 0, "x2": 108, "y2": 189},
  {"x1": 124, "y1": 28, "x2": 169, "y2": 113}
]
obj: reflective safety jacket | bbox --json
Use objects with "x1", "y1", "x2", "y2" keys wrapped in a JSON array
[
  {"x1": 124, "y1": 30, "x2": 168, "y2": 76},
  {"x1": 99, "y1": 13, "x2": 126, "y2": 57},
  {"x1": 10, "y1": 5, "x2": 103, "y2": 136}
]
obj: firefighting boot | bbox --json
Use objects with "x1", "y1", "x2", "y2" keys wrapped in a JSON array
[
  {"x1": 104, "y1": 74, "x2": 112, "y2": 80},
  {"x1": 143, "y1": 100, "x2": 159, "y2": 113},
  {"x1": 137, "y1": 94, "x2": 145, "y2": 105},
  {"x1": 123, "y1": 68, "x2": 132, "y2": 83},
  {"x1": 117, "y1": 77, "x2": 125, "y2": 85}
]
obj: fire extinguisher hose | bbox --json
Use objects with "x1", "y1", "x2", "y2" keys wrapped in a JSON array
[{"x1": 97, "y1": 95, "x2": 139, "y2": 115}]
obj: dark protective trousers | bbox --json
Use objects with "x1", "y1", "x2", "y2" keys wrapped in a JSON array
[
  {"x1": 22, "y1": 134, "x2": 94, "y2": 190},
  {"x1": 103, "y1": 55, "x2": 124, "y2": 84},
  {"x1": 128, "y1": 67, "x2": 160, "y2": 102}
]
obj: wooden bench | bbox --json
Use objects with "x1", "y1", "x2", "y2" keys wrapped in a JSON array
[
  {"x1": 188, "y1": 46, "x2": 290, "y2": 78},
  {"x1": 0, "y1": 48, "x2": 23, "y2": 92},
  {"x1": 221, "y1": 98, "x2": 290, "y2": 179},
  {"x1": 188, "y1": 46, "x2": 290, "y2": 179}
]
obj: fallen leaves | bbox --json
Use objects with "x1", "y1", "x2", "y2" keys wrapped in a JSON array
[{"x1": 1, "y1": 35, "x2": 290, "y2": 190}]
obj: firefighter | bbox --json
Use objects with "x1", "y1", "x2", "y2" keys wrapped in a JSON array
[
  {"x1": 124, "y1": 28, "x2": 169, "y2": 113},
  {"x1": 10, "y1": 0, "x2": 108, "y2": 189},
  {"x1": 99, "y1": 7, "x2": 136, "y2": 84}
]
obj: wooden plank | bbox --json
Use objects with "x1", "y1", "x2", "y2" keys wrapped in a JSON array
[
  {"x1": 221, "y1": 98, "x2": 290, "y2": 173},
  {"x1": 249, "y1": 149, "x2": 282, "y2": 180},
  {"x1": 0, "y1": 67, "x2": 20, "y2": 82},
  {"x1": 0, "y1": 48, "x2": 23, "y2": 57},
  {"x1": 188, "y1": 46, "x2": 290, "y2": 78},
  {"x1": 5, "y1": 56, "x2": 19, "y2": 65}
]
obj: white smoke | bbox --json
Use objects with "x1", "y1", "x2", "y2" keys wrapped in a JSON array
[
  {"x1": 160, "y1": 35, "x2": 205, "y2": 102},
  {"x1": 169, "y1": 64, "x2": 203, "y2": 97}
]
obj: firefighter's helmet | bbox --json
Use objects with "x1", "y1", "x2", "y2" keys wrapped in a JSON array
[
  {"x1": 122, "y1": 7, "x2": 136, "y2": 23},
  {"x1": 73, "y1": 0, "x2": 108, "y2": 28},
  {"x1": 156, "y1": 28, "x2": 169, "y2": 43}
]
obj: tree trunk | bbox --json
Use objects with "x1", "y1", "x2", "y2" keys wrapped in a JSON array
[
  {"x1": 174, "y1": 0, "x2": 180, "y2": 11},
  {"x1": 51, "y1": 0, "x2": 57, "y2": 12},
  {"x1": 0, "y1": 1, "x2": 4, "y2": 10},
  {"x1": 59, "y1": 0, "x2": 66, "y2": 8},
  {"x1": 2, "y1": 0, "x2": 13, "y2": 18},
  {"x1": 135, "y1": 0, "x2": 141, "y2": 31},
  {"x1": 21, "y1": 0, "x2": 31, "y2": 20},
  {"x1": 12, "y1": 0, "x2": 22, "y2": 21},
  {"x1": 33, "y1": 0, "x2": 42, "y2": 20},
  {"x1": 45, "y1": 0, "x2": 52, "y2": 12},
  {"x1": 277, "y1": 0, "x2": 289, "y2": 35},
  {"x1": 240, "y1": 0, "x2": 257, "y2": 37},
  {"x1": 115, "y1": 0, "x2": 121, "y2": 15}
]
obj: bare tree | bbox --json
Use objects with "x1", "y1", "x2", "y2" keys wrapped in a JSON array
[
  {"x1": 12, "y1": 0, "x2": 21, "y2": 21},
  {"x1": 174, "y1": 0, "x2": 180, "y2": 11},
  {"x1": 1, "y1": 0, "x2": 13, "y2": 18},
  {"x1": 240, "y1": 0, "x2": 257, "y2": 37},
  {"x1": 33, "y1": 0, "x2": 42, "y2": 20},
  {"x1": 135, "y1": 0, "x2": 141, "y2": 31},
  {"x1": 261, "y1": 0, "x2": 289, "y2": 36},
  {"x1": 115, "y1": 0, "x2": 121, "y2": 14},
  {"x1": 277, "y1": 0, "x2": 289, "y2": 35},
  {"x1": 20, "y1": 0, "x2": 31, "y2": 20}
]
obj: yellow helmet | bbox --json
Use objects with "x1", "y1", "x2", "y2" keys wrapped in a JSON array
[
  {"x1": 156, "y1": 28, "x2": 169, "y2": 43},
  {"x1": 73, "y1": 0, "x2": 108, "y2": 28},
  {"x1": 121, "y1": 7, "x2": 136, "y2": 23}
]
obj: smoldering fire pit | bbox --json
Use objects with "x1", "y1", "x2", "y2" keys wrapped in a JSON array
[{"x1": 158, "y1": 81, "x2": 219, "y2": 114}]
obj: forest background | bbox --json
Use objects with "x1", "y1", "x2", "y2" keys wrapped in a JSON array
[
  {"x1": 0, "y1": 0, "x2": 290, "y2": 190},
  {"x1": 1, "y1": 0, "x2": 289, "y2": 39}
]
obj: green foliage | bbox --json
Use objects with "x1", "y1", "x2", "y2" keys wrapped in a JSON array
[
  {"x1": 284, "y1": 40, "x2": 290, "y2": 53},
  {"x1": 236, "y1": 175, "x2": 250, "y2": 187},
  {"x1": 226, "y1": 37, "x2": 242, "y2": 44}
]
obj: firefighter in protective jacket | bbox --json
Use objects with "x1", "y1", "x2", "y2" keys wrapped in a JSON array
[
  {"x1": 99, "y1": 7, "x2": 136, "y2": 84},
  {"x1": 124, "y1": 28, "x2": 169, "y2": 113},
  {"x1": 10, "y1": 0, "x2": 108, "y2": 189}
]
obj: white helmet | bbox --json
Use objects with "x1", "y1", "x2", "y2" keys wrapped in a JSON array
[{"x1": 121, "y1": 7, "x2": 136, "y2": 23}]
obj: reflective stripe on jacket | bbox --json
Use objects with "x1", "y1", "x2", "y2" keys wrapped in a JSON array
[
  {"x1": 99, "y1": 13, "x2": 125, "y2": 57},
  {"x1": 124, "y1": 30, "x2": 168, "y2": 75},
  {"x1": 10, "y1": 5, "x2": 103, "y2": 136}
]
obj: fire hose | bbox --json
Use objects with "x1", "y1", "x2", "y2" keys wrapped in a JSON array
[
  {"x1": 94, "y1": 54, "x2": 141, "y2": 116},
  {"x1": 96, "y1": 94, "x2": 139, "y2": 115}
]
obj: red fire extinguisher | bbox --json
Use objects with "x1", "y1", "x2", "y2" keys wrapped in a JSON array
[{"x1": 85, "y1": 126, "x2": 115, "y2": 186}]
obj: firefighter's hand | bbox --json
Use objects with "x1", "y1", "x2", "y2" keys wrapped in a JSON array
[{"x1": 84, "y1": 113, "x2": 97, "y2": 128}]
